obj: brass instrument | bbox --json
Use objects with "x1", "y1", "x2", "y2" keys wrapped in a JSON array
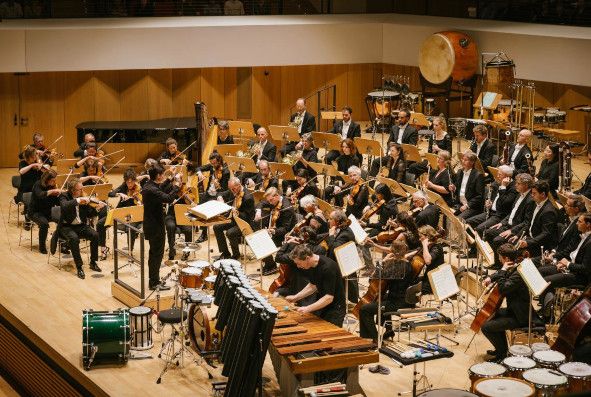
[
  {"x1": 289, "y1": 113, "x2": 303, "y2": 129},
  {"x1": 512, "y1": 230, "x2": 526, "y2": 250},
  {"x1": 282, "y1": 150, "x2": 302, "y2": 165}
]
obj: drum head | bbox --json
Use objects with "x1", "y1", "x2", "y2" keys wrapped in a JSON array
[
  {"x1": 470, "y1": 362, "x2": 506, "y2": 376},
  {"x1": 502, "y1": 356, "x2": 536, "y2": 370},
  {"x1": 509, "y1": 344, "x2": 532, "y2": 357},
  {"x1": 204, "y1": 276, "x2": 217, "y2": 283},
  {"x1": 474, "y1": 377, "x2": 534, "y2": 397},
  {"x1": 368, "y1": 89, "x2": 399, "y2": 98},
  {"x1": 418, "y1": 389, "x2": 477, "y2": 396},
  {"x1": 129, "y1": 306, "x2": 151, "y2": 315},
  {"x1": 182, "y1": 267, "x2": 202, "y2": 276},
  {"x1": 559, "y1": 362, "x2": 591, "y2": 377},
  {"x1": 187, "y1": 260, "x2": 210, "y2": 269},
  {"x1": 419, "y1": 34, "x2": 454, "y2": 84},
  {"x1": 523, "y1": 368, "x2": 567, "y2": 386},
  {"x1": 533, "y1": 349, "x2": 565, "y2": 363},
  {"x1": 531, "y1": 342, "x2": 550, "y2": 352}
]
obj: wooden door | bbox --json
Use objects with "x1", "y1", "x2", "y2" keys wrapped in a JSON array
[{"x1": 0, "y1": 74, "x2": 20, "y2": 167}]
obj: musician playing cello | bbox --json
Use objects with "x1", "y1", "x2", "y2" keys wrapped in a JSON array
[
  {"x1": 358, "y1": 240, "x2": 415, "y2": 343},
  {"x1": 480, "y1": 244, "x2": 538, "y2": 362}
]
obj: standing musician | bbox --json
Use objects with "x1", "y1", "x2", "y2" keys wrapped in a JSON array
[
  {"x1": 503, "y1": 129, "x2": 533, "y2": 174},
  {"x1": 410, "y1": 191, "x2": 440, "y2": 229},
  {"x1": 216, "y1": 120, "x2": 234, "y2": 145},
  {"x1": 417, "y1": 225, "x2": 445, "y2": 295},
  {"x1": 480, "y1": 244, "x2": 537, "y2": 361},
  {"x1": 29, "y1": 169, "x2": 63, "y2": 254},
  {"x1": 245, "y1": 159, "x2": 278, "y2": 192},
  {"x1": 158, "y1": 138, "x2": 189, "y2": 166},
  {"x1": 19, "y1": 133, "x2": 55, "y2": 166},
  {"x1": 57, "y1": 178, "x2": 104, "y2": 279},
  {"x1": 281, "y1": 98, "x2": 316, "y2": 156},
  {"x1": 573, "y1": 150, "x2": 591, "y2": 199},
  {"x1": 288, "y1": 169, "x2": 320, "y2": 216},
  {"x1": 469, "y1": 124, "x2": 496, "y2": 171},
  {"x1": 423, "y1": 150, "x2": 454, "y2": 207},
  {"x1": 449, "y1": 151, "x2": 485, "y2": 220},
  {"x1": 299, "y1": 195, "x2": 329, "y2": 234},
  {"x1": 324, "y1": 209, "x2": 358, "y2": 303},
  {"x1": 334, "y1": 166, "x2": 368, "y2": 219},
  {"x1": 360, "y1": 183, "x2": 399, "y2": 237},
  {"x1": 536, "y1": 144, "x2": 559, "y2": 197},
  {"x1": 325, "y1": 106, "x2": 361, "y2": 164},
  {"x1": 16, "y1": 146, "x2": 45, "y2": 227},
  {"x1": 369, "y1": 142, "x2": 406, "y2": 183},
  {"x1": 73, "y1": 132, "x2": 96, "y2": 158},
  {"x1": 408, "y1": 116, "x2": 451, "y2": 176},
  {"x1": 387, "y1": 108, "x2": 418, "y2": 145},
  {"x1": 286, "y1": 245, "x2": 346, "y2": 327},
  {"x1": 254, "y1": 187, "x2": 296, "y2": 275},
  {"x1": 358, "y1": 240, "x2": 415, "y2": 342},
  {"x1": 141, "y1": 165, "x2": 181, "y2": 290},
  {"x1": 466, "y1": 165, "x2": 517, "y2": 235},
  {"x1": 213, "y1": 177, "x2": 255, "y2": 261}
]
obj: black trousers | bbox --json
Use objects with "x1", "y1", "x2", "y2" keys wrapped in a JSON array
[
  {"x1": 457, "y1": 206, "x2": 481, "y2": 220},
  {"x1": 214, "y1": 222, "x2": 242, "y2": 258},
  {"x1": 359, "y1": 300, "x2": 406, "y2": 340},
  {"x1": 164, "y1": 214, "x2": 192, "y2": 259},
  {"x1": 59, "y1": 224, "x2": 98, "y2": 269},
  {"x1": 539, "y1": 265, "x2": 585, "y2": 307},
  {"x1": 30, "y1": 212, "x2": 50, "y2": 249},
  {"x1": 466, "y1": 212, "x2": 502, "y2": 236},
  {"x1": 481, "y1": 308, "x2": 524, "y2": 357},
  {"x1": 147, "y1": 234, "x2": 165, "y2": 287}
]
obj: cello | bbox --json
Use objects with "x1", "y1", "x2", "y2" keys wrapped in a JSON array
[{"x1": 552, "y1": 286, "x2": 591, "y2": 357}]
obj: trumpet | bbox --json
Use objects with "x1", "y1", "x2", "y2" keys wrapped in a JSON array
[{"x1": 282, "y1": 150, "x2": 302, "y2": 165}]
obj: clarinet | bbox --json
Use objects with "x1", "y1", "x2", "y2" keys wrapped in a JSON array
[
  {"x1": 485, "y1": 184, "x2": 492, "y2": 220},
  {"x1": 428, "y1": 133, "x2": 433, "y2": 153}
]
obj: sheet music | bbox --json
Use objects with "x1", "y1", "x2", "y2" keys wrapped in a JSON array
[
  {"x1": 334, "y1": 241, "x2": 364, "y2": 277},
  {"x1": 482, "y1": 92, "x2": 497, "y2": 108},
  {"x1": 428, "y1": 264, "x2": 460, "y2": 301},
  {"x1": 348, "y1": 214, "x2": 368, "y2": 244},
  {"x1": 188, "y1": 200, "x2": 232, "y2": 220},
  {"x1": 518, "y1": 258, "x2": 550, "y2": 297},
  {"x1": 245, "y1": 229, "x2": 279, "y2": 260}
]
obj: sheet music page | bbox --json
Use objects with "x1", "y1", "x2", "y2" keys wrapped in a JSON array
[
  {"x1": 428, "y1": 264, "x2": 460, "y2": 301},
  {"x1": 188, "y1": 200, "x2": 232, "y2": 220},
  {"x1": 483, "y1": 92, "x2": 497, "y2": 108},
  {"x1": 334, "y1": 241, "x2": 363, "y2": 277},
  {"x1": 518, "y1": 258, "x2": 550, "y2": 297},
  {"x1": 245, "y1": 230, "x2": 279, "y2": 260},
  {"x1": 348, "y1": 214, "x2": 368, "y2": 244}
]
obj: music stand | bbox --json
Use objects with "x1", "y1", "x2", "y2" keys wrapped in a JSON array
[
  {"x1": 228, "y1": 120, "x2": 256, "y2": 141},
  {"x1": 425, "y1": 189, "x2": 450, "y2": 213},
  {"x1": 354, "y1": 137, "x2": 383, "y2": 170},
  {"x1": 232, "y1": 214, "x2": 255, "y2": 263},
  {"x1": 473, "y1": 92, "x2": 502, "y2": 112},
  {"x1": 107, "y1": 205, "x2": 144, "y2": 273},
  {"x1": 268, "y1": 162, "x2": 296, "y2": 181},
  {"x1": 377, "y1": 176, "x2": 409, "y2": 198},
  {"x1": 399, "y1": 182, "x2": 419, "y2": 196},
  {"x1": 225, "y1": 156, "x2": 258, "y2": 181},
  {"x1": 306, "y1": 162, "x2": 340, "y2": 197},
  {"x1": 268, "y1": 125, "x2": 299, "y2": 152},
  {"x1": 409, "y1": 112, "x2": 431, "y2": 129},
  {"x1": 424, "y1": 153, "x2": 438, "y2": 169},
  {"x1": 311, "y1": 132, "x2": 342, "y2": 160},
  {"x1": 334, "y1": 241, "x2": 364, "y2": 328},
  {"x1": 245, "y1": 229, "x2": 279, "y2": 286},
  {"x1": 487, "y1": 166, "x2": 499, "y2": 180},
  {"x1": 315, "y1": 198, "x2": 334, "y2": 219},
  {"x1": 56, "y1": 158, "x2": 79, "y2": 174},
  {"x1": 321, "y1": 111, "x2": 343, "y2": 120},
  {"x1": 216, "y1": 144, "x2": 248, "y2": 158},
  {"x1": 184, "y1": 210, "x2": 231, "y2": 264},
  {"x1": 401, "y1": 144, "x2": 423, "y2": 163},
  {"x1": 56, "y1": 173, "x2": 80, "y2": 188},
  {"x1": 82, "y1": 183, "x2": 112, "y2": 201}
]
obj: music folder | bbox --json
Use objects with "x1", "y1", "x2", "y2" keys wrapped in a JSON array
[
  {"x1": 518, "y1": 258, "x2": 550, "y2": 297},
  {"x1": 347, "y1": 214, "x2": 368, "y2": 244},
  {"x1": 427, "y1": 264, "x2": 460, "y2": 301},
  {"x1": 188, "y1": 200, "x2": 232, "y2": 220},
  {"x1": 334, "y1": 241, "x2": 364, "y2": 277},
  {"x1": 245, "y1": 229, "x2": 279, "y2": 260}
]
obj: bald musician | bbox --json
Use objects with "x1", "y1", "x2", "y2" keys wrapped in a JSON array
[
  {"x1": 281, "y1": 98, "x2": 316, "y2": 156},
  {"x1": 504, "y1": 129, "x2": 533, "y2": 174}
]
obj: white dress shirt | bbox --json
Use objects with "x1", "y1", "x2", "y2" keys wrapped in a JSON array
[
  {"x1": 73, "y1": 199, "x2": 83, "y2": 225},
  {"x1": 570, "y1": 231, "x2": 590, "y2": 263},
  {"x1": 508, "y1": 190, "x2": 530, "y2": 226},
  {"x1": 297, "y1": 111, "x2": 306, "y2": 134},
  {"x1": 510, "y1": 144, "x2": 523, "y2": 165},
  {"x1": 476, "y1": 139, "x2": 486, "y2": 157},
  {"x1": 341, "y1": 121, "x2": 351, "y2": 140},
  {"x1": 459, "y1": 169, "x2": 472, "y2": 205},
  {"x1": 396, "y1": 123, "x2": 408, "y2": 144},
  {"x1": 529, "y1": 199, "x2": 547, "y2": 237}
]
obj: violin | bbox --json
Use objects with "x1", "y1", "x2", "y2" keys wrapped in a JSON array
[
  {"x1": 347, "y1": 180, "x2": 363, "y2": 206},
  {"x1": 361, "y1": 199, "x2": 385, "y2": 222},
  {"x1": 128, "y1": 182, "x2": 143, "y2": 205},
  {"x1": 373, "y1": 226, "x2": 405, "y2": 244},
  {"x1": 268, "y1": 200, "x2": 282, "y2": 229}
]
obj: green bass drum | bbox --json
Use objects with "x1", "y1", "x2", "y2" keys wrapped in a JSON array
[{"x1": 82, "y1": 309, "x2": 131, "y2": 369}]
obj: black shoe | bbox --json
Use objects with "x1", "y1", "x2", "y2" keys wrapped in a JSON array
[
  {"x1": 99, "y1": 247, "x2": 110, "y2": 261},
  {"x1": 61, "y1": 245, "x2": 70, "y2": 255},
  {"x1": 383, "y1": 330, "x2": 395, "y2": 340},
  {"x1": 39, "y1": 246, "x2": 48, "y2": 255},
  {"x1": 23, "y1": 221, "x2": 31, "y2": 231},
  {"x1": 196, "y1": 233, "x2": 208, "y2": 243},
  {"x1": 149, "y1": 283, "x2": 171, "y2": 291},
  {"x1": 168, "y1": 249, "x2": 176, "y2": 260},
  {"x1": 50, "y1": 232, "x2": 58, "y2": 255},
  {"x1": 77, "y1": 268, "x2": 85, "y2": 279},
  {"x1": 262, "y1": 267, "x2": 278, "y2": 276},
  {"x1": 89, "y1": 262, "x2": 102, "y2": 272},
  {"x1": 486, "y1": 349, "x2": 498, "y2": 356}
]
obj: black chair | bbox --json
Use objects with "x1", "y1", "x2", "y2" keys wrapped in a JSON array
[
  {"x1": 18, "y1": 192, "x2": 35, "y2": 250},
  {"x1": 8, "y1": 175, "x2": 22, "y2": 226},
  {"x1": 47, "y1": 206, "x2": 89, "y2": 270}
]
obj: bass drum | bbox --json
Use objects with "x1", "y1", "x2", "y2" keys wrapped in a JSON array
[
  {"x1": 419, "y1": 31, "x2": 478, "y2": 84},
  {"x1": 82, "y1": 309, "x2": 131, "y2": 369},
  {"x1": 188, "y1": 304, "x2": 224, "y2": 352}
]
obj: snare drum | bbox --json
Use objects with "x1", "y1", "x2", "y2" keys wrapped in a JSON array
[
  {"x1": 188, "y1": 305, "x2": 223, "y2": 352},
  {"x1": 181, "y1": 267, "x2": 202, "y2": 288},
  {"x1": 203, "y1": 275, "x2": 217, "y2": 290},
  {"x1": 502, "y1": 356, "x2": 536, "y2": 379},
  {"x1": 532, "y1": 350, "x2": 566, "y2": 369},
  {"x1": 82, "y1": 309, "x2": 131, "y2": 369},
  {"x1": 473, "y1": 377, "x2": 534, "y2": 397},
  {"x1": 187, "y1": 260, "x2": 211, "y2": 278},
  {"x1": 418, "y1": 389, "x2": 478, "y2": 396},
  {"x1": 531, "y1": 343, "x2": 550, "y2": 353},
  {"x1": 509, "y1": 344, "x2": 533, "y2": 357},
  {"x1": 522, "y1": 368, "x2": 568, "y2": 396},
  {"x1": 468, "y1": 362, "x2": 506, "y2": 391},
  {"x1": 559, "y1": 362, "x2": 591, "y2": 393},
  {"x1": 129, "y1": 306, "x2": 153, "y2": 350}
]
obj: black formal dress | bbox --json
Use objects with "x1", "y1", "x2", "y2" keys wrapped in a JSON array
[
  {"x1": 325, "y1": 121, "x2": 362, "y2": 164},
  {"x1": 537, "y1": 159, "x2": 559, "y2": 197},
  {"x1": 428, "y1": 168, "x2": 454, "y2": 207},
  {"x1": 342, "y1": 184, "x2": 369, "y2": 219},
  {"x1": 420, "y1": 244, "x2": 445, "y2": 294}
]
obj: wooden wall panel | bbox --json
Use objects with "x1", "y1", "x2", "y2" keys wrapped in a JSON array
[
  {"x1": 171, "y1": 68, "x2": 201, "y2": 117},
  {"x1": 0, "y1": 74, "x2": 20, "y2": 167},
  {"x1": 200, "y1": 68, "x2": 225, "y2": 119},
  {"x1": 346, "y1": 64, "x2": 382, "y2": 124},
  {"x1": 225, "y1": 67, "x2": 239, "y2": 120},
  {"x1": 279, "y1": 65, "x2": 328, "y2": 125},
  {"x1": 251, "y1": 66, "x2": 282, "y2": 128},
  {"x1": 64, "y1": 71, "x2": 95, "y2": 153},
  {"x1": 147, "y1": 69, "x2": 172, "y2": 120},
  {"x1": 119, "y1": 70, "x2": 149, "y2": 121},
  {"x1": 93, "y1": 70, "x2": 120, "y2": 121}
]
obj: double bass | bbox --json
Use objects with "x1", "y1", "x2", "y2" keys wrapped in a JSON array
[{"x1": 552, "y1": 286, "x2": 591, "y2": 357}]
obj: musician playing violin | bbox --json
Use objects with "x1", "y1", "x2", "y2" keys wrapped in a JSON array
[
  {"x1": 292, "y1": 133, "x2": 319, "y2": 175},
  {"x1": 19, "y1": 133, "x2": 54, "y2": 166},
  {"x1": 480, "y1": 244, "x2": 538, "y2": 361},
  {"x1": 298, "y1": 194, "x2": 328, "y2": 234},
  {"x1": 159, "y1": 138, "x2": 189, "y2": 166},
  {"x1": 288, "y1": 169, "x2": 320, "y2": 216},
  {"x1": 417, "y1": 225, "x2": 445, "y2": 295},
  {"x1": 359, "y1": 240, "x2": 415, "y2": 343},
  {"x1": 29, "y1": 169, "x2": 63, "y2": 254},
  {"x1": 16, "y1": 146, "x2": 44, "y2": 223},
  {"x1": 245, "y1": 159, "x2": 278, "y2": 192},
  {"x1": 79, "y1": 159, "x2": 107, "y2": 186},
  {"x1": 360, "y1": 183, "x2": 398, "y2": 237},
  {"x1": 410, "y1": 191, "x2": 440, "y2": 229},
  {"x1": 73, "y1": 133, "x2": 95, "y2": 158}
]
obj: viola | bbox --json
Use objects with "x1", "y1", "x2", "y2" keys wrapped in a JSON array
[
  {"x1": 269, "y1": 199, "x2": 282, "y2": 228},
  {"x1": 373, "y1": 226, "x2": 405, "y2": 244},
  {"x1": 361, "y1": 199, "x2": 385, "y2": 222}
]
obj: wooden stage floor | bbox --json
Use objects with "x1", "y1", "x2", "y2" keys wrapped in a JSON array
[{"x1": 0, "y1": 148, "x2": 588, "y2": 396}]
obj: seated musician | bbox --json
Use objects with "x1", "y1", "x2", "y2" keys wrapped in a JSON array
[
  {"x1": 159, "y1": 138, "x2": 189, "y2": 166},
  {"x1": 288, "y1": 169, "x2": 320, "y2": 217},
  {"x1": 469, "y1": 124, "x2": 496, "y2": 171},
  {"x1": 213, "y1": 177, "x2": 255, "y2": 260},
  {"x1": 245, "y1": 159, "x2": 278, "y2": 192},
  {"x1": 360, "y1": 183, "x2": 398, "y2": 237},
  {"x1": 481, "y1": 243, "x2": 537, "y2": 361},
  {"x1": 286, "y1": 244, "x2": 346, "y2": 326},
  {"x1": 573, "y1": 150, "x2": 591, "y2": 199},
  {"x1": 466, "y1": 165, "x2": 517, "y2": 236},
  {"x1": 369, "y1": 142, "x2": 406, "y2": 183},
  {"x1": 16, "y1": 146, "x2": 44, "y2": 225},
  {"x1": 292, "y1": 133, "x2": 319, "y2": 175},
  {"x1": 96, "y1": 168, "x2": 143, "y2": 260},
  {"x1": 324, "y1": 209, "x2": 358, "y2": 303},
  {"x1": 449, "y1": 150, "x2": 485, "y2": 220},
  {"x1": 216, "y1": 120, "x2": 234, "y2": 145},
  {"x1": 423, "y1": 150, "x2": 454, "y2": 207},
  {"x1": 251, "y1": 127, "x2": 277, "y2": 164},
  {"x1": 325, "y1": 106, "x2": 361, "y2": 164},
  {"x1": 57, "y1": 178, "x2": 104, "y2": 279},
  {"x1": 367, "y1": 211, "x2": 421, "y2": 253},
  {"x1": 502, "y1": 129, "x2": 533, "y2": 174},
  {"x1": 79, "y1": 158, "x2": 106, "y2": 186},
  {"x1": 281, "y1": 98, "x2": 316, "y2": 156},
  {"x1": 408, "y1": 116, "x2": 451, "y2": 176},
  {"x1": 417, "y1": 225, "x2": 445, "y2": 295},
  {"x1": 73, "y1": 132, "x2": 95, "y2": 158},
  {"x1": 75, "y1": 142, "x2": 105, "y2": 172},
  {"x1": 387, "y1": 108, "x2": 418, "y2": 146},
  {"x1": 299, "y1": 194, "x2": 328, "y2": 234},
  {"x1": 254, "y1": 187, "x2": 296, "y2": 275},
  {"x1": 29, "y1": 169, "x2": 63, "y2": 254},
  {"x1": 324, "y1": 139, "x2": 363, "y2": 206},
  {"x1": 338, "y1": 166, "x2": 368, "y2": 219},
  {"x1": 274, "y1": 226, "x2": 327, "y2": 303},
  {"x1": 197, "y1": 152, "x2": 230, "y2": 201},
  {"x1": 410, "y1": 190, "x2": 440, "y2": 229},
  {"x1": 19, "y1": 132, "x2": 55, "y2": 166},
  {"x1": 358, "y1": 240, "x2": 415, "y2": 343},
  {"x1": 538, "y1": 212, "x2": 591, "y2": 315},
  {"x1": 536, "y1": 144, "x2": 559, "y2": 197}
]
